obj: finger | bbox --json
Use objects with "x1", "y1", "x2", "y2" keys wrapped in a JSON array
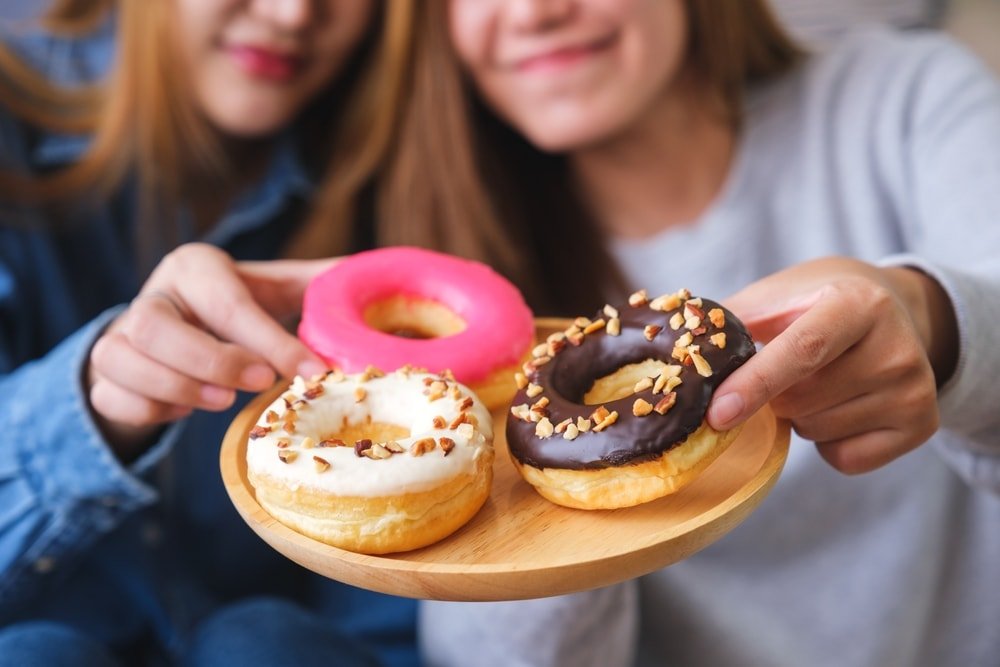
[
  {"x1": 237, "y1": 257, "x2": 340, "y2": 318},
  {"x1": 789, "y1": 392, "x2": 884, "y2": 443},
  {"x1": 815, "y1": 428, "x2": 921, "y2": 475},
  {"x1": 169, "y1": 261, "x2": 328, "y2": 380},
  {"x1": 92, "y1": 331, "x2": 236, "y2": 410},
  {"x1": 122, "y1": 298, "x2": 278, "y2": 392},
  {"x1": 708, "y1": 284, "x2": 875, "y2": 430},
  {"x1": 90, "y1": 377, "x2": 192, "y2": 428}
]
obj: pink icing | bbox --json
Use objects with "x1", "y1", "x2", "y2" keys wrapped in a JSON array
[{"x1": 298, "y1": 247, "x2": 534, "y2": 383}]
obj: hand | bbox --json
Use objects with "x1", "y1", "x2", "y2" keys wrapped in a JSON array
[
  {"x1": 706, "y1": 257, "x2": 958, "y2": 474},
  {"x1": 88, "y1": 243, "x2": 335, "y2": 459}
]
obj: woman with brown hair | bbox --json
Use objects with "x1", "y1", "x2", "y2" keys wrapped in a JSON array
[
  {"x1": 408, "y1": 1, "x2": 1000, "y2": 665},
  {"x1": 0, "y1": 1, "x2": 419, "y2": 665}
]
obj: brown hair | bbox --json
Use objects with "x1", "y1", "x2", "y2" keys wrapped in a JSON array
[
  {"x1": 379, "y1": 0, "x2": 803, "y2": 315},
  {"x1": 0, "y1": 0, "x2": 412, "y2": 265}
]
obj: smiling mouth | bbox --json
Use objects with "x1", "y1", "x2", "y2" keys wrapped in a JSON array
[
  {"x1": 228, "y1": 45, "x2": 305, "y2": 82},
  {"x1": 513, "y1": 34, "x2": 618, "y2": 74}
]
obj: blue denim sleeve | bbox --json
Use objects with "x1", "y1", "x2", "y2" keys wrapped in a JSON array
[{"x1": 0, "y1": 304, "x2": 183, "y2": 608}]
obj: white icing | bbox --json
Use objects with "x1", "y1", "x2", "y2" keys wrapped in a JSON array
[{"x1": 246, "y1": 370, "x2": 494, "y2": 497}]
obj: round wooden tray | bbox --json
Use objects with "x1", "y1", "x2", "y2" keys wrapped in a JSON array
[{"x1": 220, "y1": 318, "x2": 790, "y2": 601}]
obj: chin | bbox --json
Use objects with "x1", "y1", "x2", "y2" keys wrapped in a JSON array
[{"x1": 205, "y1": 97, "x2": 297, "y2": 140}]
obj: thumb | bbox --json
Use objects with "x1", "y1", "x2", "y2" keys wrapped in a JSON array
[{"x1": 237, "y1": 257, "x2": 341, "y2": 320}]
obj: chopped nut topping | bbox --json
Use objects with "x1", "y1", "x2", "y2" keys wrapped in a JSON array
[
  {"x1": 653, "y1": 373, "x2": 669, "y2": 394},
  {"x1": 567, "y1": 332, "x2": 585, "y2": 347},
  {"x1": 671, "y1": 347, "x2": 690, "y2": 363},
  {"x1": 634, "y1": 377, "x2": 654, "y2": 393},
  {"x1": 278, "y1": 450, "x2": 298, "y2": 464},
  {"x1": 684, "y1": 316, "x2": 702, "y2": 330},
  {"x1": 669, "y1": 312, "x2": 685, "y2": 330},
  {"x1": 366, "y1": 443, "x2": 392, "y2": 460},
  {"x1": 535, "y1": 417, "x2": 555, "y2": 438},
  {"x1": 583, "y1": 318, "x2": 606, "y2": 334},
  {"x1": 282, "y1": 421, "x2": 297, "y2": 435},
  {"x1": 689, "y1": 347, "x2": 713, "y2": 377},
  {"x1": 547, "y1": 332, "x2": 567, "y2": 344},
  {"x1": 265, "y1": 410, "x2": 279, "y2": 424},
  {"x1": 574, "y1": 316, "x2": 592, "y2": 329},
  {"x1": 576, "y1": 416, "x2": 592, "y2": 433},
  {"x1": 432, "y1": 416, "x2": 447, "y2": 429},
  {"x1": 249, "y1": 425, "x2": 271, "y2": 439},
  {"x1": 644, "y1": 325, "x2": 663, "y2": 341},
  {"x1": 564, "y1": 424, "x2": 581, "y2": 441},
  {"x1": 532, "y1": 355, "x2": 552, "y2": 368},
  {"x1": 319, "y1": 438, "x2": 346, "y2": 447},
  {"x1": 410, "y1": 437, "x2": 436, "y2": 456},
  {"x1": 684, "y1": 303, "x2": 706, "y2": 321},
  {"x1": 329, "y1": 369, "x2": 346, "y2": 382},
  {"x1": 439, "y1": 437, "x2": 456, "y2": 455},
  {"x1": 276, "y1": 437, "x2": 291, "y2": 449},
  {"x1": 526, "y1": 383, "x2": 543, "y2": 398},
  {"x1": 449, "y1": 413, "x2": 468, "y2": 429},
  {"x1": 650, "y1": 294, "x2": 681, "y2": 312},
  {"x1": 531, "y1": 396, "x2": 550, "y2": 412},
  {"x1": 676, "y1": 288, "x2": 692, "y2": 300},
  {"x1": 554, "y1": 418, "x2": 573, "y2": 434},
  {"x1": 281, "y1": 391, "x2": 297, "y2": 404},
  {"x1": 456, "y1": 423, "x2": 475, "y2": 440},
  {"x1": 591, "y1": 405, "x2": 611, "y2": 423},
  {"x1": 547, "y1": 338, "x2": 567, "y2": 356},
  {"x1": 532, "y1": 343, "x2": 550, "y2": 358},
  {"x1": 628, "y1": 289, "x2": 649, "y2": 307},
  {"x1": 449, "y1": 385, "x2": 462, "y2": 400},
  {"x1": 300, "y1": 436, "x2": 316, "y2": 449},
  {"x1": 691, "y1": 326, "x2": 708, "y2": 337},
  {"x1": 633, "y1": 399, "x2": 654, "y2": 417},
  {"x1": 607, "y1": 318, "x2": 621, "y2": 336},
  {"x1": 514, "y1": 372, "x2": 529, "y2": 390},
  {"x1": 594, "y1": 410, "x2": 620, "y2": 432},
  {"x1": 303, "y1": 384, "x2": 324, "y2": 400},
  {"x1": 603, "y1": 304, "x2": 620, "y2": 319},
  {"x1": 313, "y1": 456, "x2": 330, "y2": 473},
  {"x1": 687, "y1": 297, "x2": 703, "y2": 307},
  {"x1": 354, "y1": 439, "x2": 373, "y2": 456},
  {"x1": 354, "y1": 387, "x2": 367, "y2": 403},
  {"x1": 676, "y1": 331, "x2": 694, "y2": 348},
  {"x1": 510, "y1": 404, "x2": 531, "y2": 421},
  {"x1": 710, "y1": 332, "x2": 727, "y2": 348},
  {"x1": 654, "y1": 393, "x2": 678, "y2": 415},
  {"x1": 564, "y1": 324, "x2": 582, "y2": 337},
  {"x1": 384, "y1": 441, "x2": 405, "y2": 453},
  {"x1": 362, "y1": 365, "x2": 385, "y2": 380},
  {"x1": 708, "y1": 308, "x2": 726, "y2": 328},
  {"x1": 457, "y1": 396, "x2": 474, "y2": 412},
  {"x1": 465, "y1": 413, "x2": 479, "y2": 427},
  {"x1": 666, "y1": 376, "x2": 683, "y2": 392}
]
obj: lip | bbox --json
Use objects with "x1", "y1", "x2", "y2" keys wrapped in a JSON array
[
  {"x1": 227, "y1": 44, "x2": 304, "y2": 82},
  {"x1": 510, "y1": 34, "x2": 617, "y2": 75}
]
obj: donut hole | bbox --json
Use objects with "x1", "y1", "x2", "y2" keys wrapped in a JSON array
[
  {"x1": 325, "y1": 418, "x2": 411, "y2": 445},
  {"x1": 363, "y1": 296, "x2": 466, "y2": 339},
  {"x1": 582, "y1": 359, "x2": 673, "y2": 405}
]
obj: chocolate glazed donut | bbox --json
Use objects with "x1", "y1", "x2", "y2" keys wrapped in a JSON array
[{"x1": 507, "y1": 290, "x2": 755, "y2": 473}]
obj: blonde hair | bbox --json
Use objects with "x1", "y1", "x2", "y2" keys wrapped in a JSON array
[
  {"x1": 380, "y1": 0, "x2": 803, "y2": 314},
  {"x1": 0, "y1": 0, "x2": 412, "y2": 262}
]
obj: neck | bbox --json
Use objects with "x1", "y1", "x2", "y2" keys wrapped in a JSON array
[{"x1": 570, "y1": 79, "x2": 735, "y2": 240}]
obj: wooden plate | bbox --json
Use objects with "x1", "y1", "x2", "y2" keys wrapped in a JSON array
[{"x1": 220, "y1": 318, "x2": 790, "y2": 601}]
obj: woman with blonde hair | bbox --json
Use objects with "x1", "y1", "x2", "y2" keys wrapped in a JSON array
[
  {"x1": 403, "y1": 1, "x2": 1000, "y2": 666},
  {"x1": 0, "y1": 1, "x2": 418, "y2": 665}
]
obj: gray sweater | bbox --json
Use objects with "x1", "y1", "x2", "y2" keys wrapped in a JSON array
[{"x1": 420, "y1": 29, "x2": 1000, "y2": 667}]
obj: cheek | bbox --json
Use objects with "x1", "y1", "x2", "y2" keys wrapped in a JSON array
[{"x1": 447, "y1": 1, "x2": 493, "y2": 75}]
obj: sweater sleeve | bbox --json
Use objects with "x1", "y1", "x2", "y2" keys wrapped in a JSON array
[
  {"x1": 0, "y1": 300, "x2": 182, "y2": 609},
  {"x1": 873, "y1": 33, "x2": 1000, "y2": 491},
  {"x1": 419, "y1": 582, "x2": 638, "y2": 667}
]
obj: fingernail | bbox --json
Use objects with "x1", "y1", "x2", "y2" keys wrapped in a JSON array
[
  {"x1": 201, "y1": 385, "x2": 235, "y2": 408},
  {"x1": 709, "y1": 393, "x2": 745, "y2": 429},
  {"x1": 240, "y1": 364, "x2": 275, "y2": 389},
  {"x1": 297, "y1": 360, "x2": 329, "y2": 380}
]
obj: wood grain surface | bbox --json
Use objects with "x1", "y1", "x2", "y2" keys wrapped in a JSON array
[{"x1": 220, "y1": 318, "x2": 790, "y2": 601}]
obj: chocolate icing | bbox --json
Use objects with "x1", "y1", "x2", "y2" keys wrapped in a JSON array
[{"x1": 506, "y1": 296, "x2": 755, "y2": 470}]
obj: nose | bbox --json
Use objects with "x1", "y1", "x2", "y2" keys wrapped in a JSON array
[
  {"x1": 507, "y1": 0, "x2": 575, "y2": 31},
  {"x1": 249, "y1": 0, "x2": 313, "y2": 31}
]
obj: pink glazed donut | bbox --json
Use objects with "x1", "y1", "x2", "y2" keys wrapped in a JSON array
[{"x1": 299, "y1": 247, "x2": 534, "y2": 410}]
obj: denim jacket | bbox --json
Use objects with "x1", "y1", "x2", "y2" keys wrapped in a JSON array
[{"x1": 0, "y1": 19, "x2": 416, "y2": 665}]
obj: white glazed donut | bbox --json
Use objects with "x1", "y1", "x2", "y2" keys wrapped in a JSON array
[{"x1": 246, "y1": 366, "x2": 494, "y2": 554}]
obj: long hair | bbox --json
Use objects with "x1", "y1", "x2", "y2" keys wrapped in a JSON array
[
  {"x1": 0, "y1": 0, "x2": 412, "y2": 264},
  {"x1": 381, "y1": 0, "x2": 803, "y2": 315}
]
